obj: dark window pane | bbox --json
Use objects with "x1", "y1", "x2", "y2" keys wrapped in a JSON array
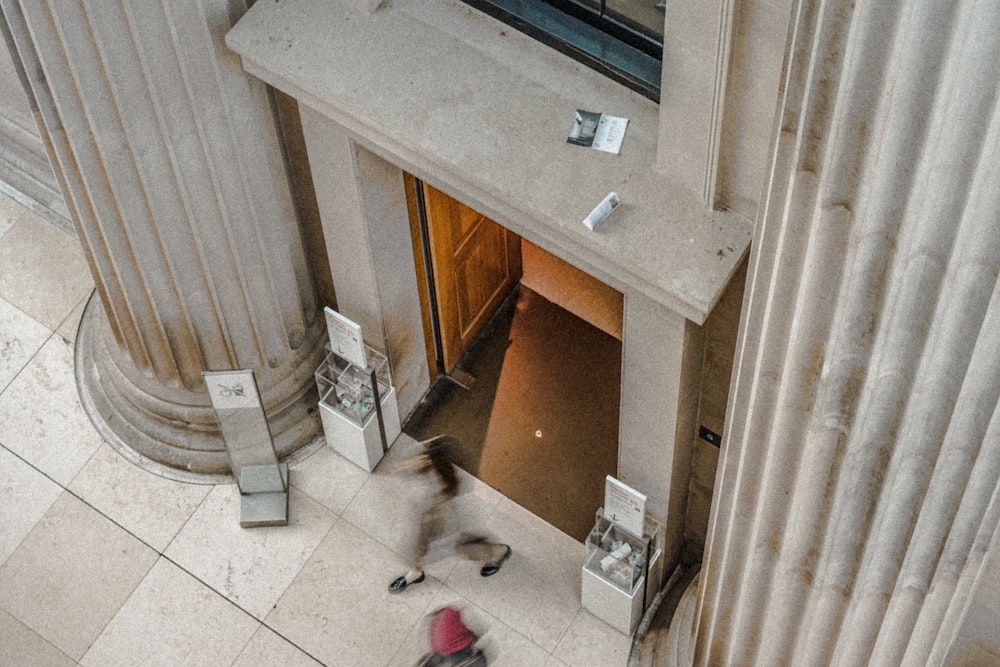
[{"x1": 460, "y1": 0, "x2": 663, "y2": 101}]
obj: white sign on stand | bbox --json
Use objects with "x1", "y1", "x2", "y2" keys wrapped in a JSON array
[
  {"x1": 324, "y1": 307, "x2": 367, "y2": 368},
  {"x1": 206, "y1": 371, "x2": 261, "y2": 410},
  {"x1": 604, "y1": 476, "x2": 646, "y2": 538},
  {"x1": 203, "y1": 369, "x2": 288, "y2": 528}
]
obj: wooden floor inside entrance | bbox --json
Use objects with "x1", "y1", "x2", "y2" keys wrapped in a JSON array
[{"x1": 403, "y1": 285, "x2": 621, "y2": 543}]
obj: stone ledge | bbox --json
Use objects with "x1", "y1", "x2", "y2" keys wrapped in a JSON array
[{"x1": 226, "y1": 0, "x2": 751, "y2": 323}]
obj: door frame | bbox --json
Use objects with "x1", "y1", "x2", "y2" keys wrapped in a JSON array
[
  {"x1": 405, "y1": 173, "x2": 523, "y2": 382},
  {"x1": 301, "y1": 107, "x2": 705, "y2": 583}
]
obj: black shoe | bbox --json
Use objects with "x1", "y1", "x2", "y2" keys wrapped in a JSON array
[
  {"x1": 480, "y1": 545, "x2": 511, "y2": 577},
  {"x1": 388, "y1": 572, "x2": 425, "y2": 593}
]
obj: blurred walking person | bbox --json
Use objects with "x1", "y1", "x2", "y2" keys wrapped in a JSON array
[
  {"x1": 414, "y1": 606, "x2": 487, "y2": 666},
  {"x1": 388, "y1": 435, "x2": 512, "y2": 593}
]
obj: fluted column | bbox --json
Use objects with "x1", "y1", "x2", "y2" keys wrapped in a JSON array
[
  {"x1": 0, "y1": 1, "x2": 326, "y2": 473},
  {"x1": 667, "y1": 0, "x2": 1000, "y2": 663}
]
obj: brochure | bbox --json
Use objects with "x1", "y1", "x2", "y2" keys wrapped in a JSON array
[
  {"x1": 324, "y1": 306, "x2": 367, "y2": 368},
  {"x1": 567, "y1": 109, "x2": 629, "y2": 154},
  {"x1": 604, "y1": 476, "x2": 646, "y2": 538}
]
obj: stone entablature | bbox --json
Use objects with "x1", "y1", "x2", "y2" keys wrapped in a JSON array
[{"x1": 225, "y1": 0, "x2": 752, "y2": 325}]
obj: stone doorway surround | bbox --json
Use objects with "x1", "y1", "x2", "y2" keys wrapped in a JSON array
[{"x1": 224, "y1": 0, "x2": 767, "y2": 578}]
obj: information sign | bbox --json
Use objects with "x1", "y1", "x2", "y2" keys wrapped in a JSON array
[
  {"x1": 604, "y1": 476, "x2": 647, "y2": 538},
  {"x1": 324, "y1": 307, "x2": 367, "y2": 368},
  {"x1": 205, "y1": 370, "x2": 261, "y2": 410},
  {"x1": 203, "y1": 369, "x2": 287, "y2": 527}
]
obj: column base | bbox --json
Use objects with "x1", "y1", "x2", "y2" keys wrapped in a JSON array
[
  {"x1": 75, "y1": 294, "x2": 327, "y2": 478},
  {"x1": 660, "y1": 570, "x2": 702, "y2": 666}
]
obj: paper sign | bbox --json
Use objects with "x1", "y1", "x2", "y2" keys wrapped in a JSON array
[
  {"x1": 324, "y1": 307, "x2": 367, "y2": 368},
  {"x1": 204, "y1": 369, "x2": 260, "y2": 410},
  {"x1": 567, "y1": 110, "x2": 629, "y2": 154},
  {"x1": 604, "y1": 476, "x2": 647, "y2": 537}
]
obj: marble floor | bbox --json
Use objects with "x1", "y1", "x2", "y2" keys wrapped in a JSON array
[{"x1": 0, "y1": 192, "x2": 633, "y2": 666}]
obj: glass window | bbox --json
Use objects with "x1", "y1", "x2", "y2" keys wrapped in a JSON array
[
  {"x1": 555, "y1": 1, "x2": 664, "y2": 47},
  {"x1": 460, "y1": 0, "x2": 664, "y2": 102}
]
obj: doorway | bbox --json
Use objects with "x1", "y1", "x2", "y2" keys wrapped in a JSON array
[{"x1": 403, "y1": 176, "x2": 624, "y2": 542}]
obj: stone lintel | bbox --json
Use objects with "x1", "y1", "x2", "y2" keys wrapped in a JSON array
[{"x1": 225, "y1": 0, "x2": 752, "y2": 325}]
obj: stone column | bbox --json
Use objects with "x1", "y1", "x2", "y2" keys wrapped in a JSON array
[
  {"x1": 667, "y1": 0, "x2": 1000, "y2": 663},
  {"x1": 0, "y1": 1, "x2": 327, "y2": 473}
]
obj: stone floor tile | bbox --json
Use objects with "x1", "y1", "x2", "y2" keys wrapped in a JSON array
[
  {"x1": 0, "y1": 608, "x2": 75, "y2": 667},
  {"x1": 0, "y1": 492, "x2": 158, "y2": 660},
  {"x1": 0, "y1": 336, "x2": 103, "y2": 485},
  {"x1": 79, "y1": 558, "x2": 260, "y2": 667},
  {"x1": 0, "y1": 216, "x2": 93, "y2": 331},
  {"x1": 0, "y1": 445, "x2": 63, "y2": 565},
  {"x1": 232, "y1": 625, "x2": 324, "y2": 667},
  {"x1": 551, "y1": 607, "x2": 633, "y2": 666},
  {"x1": 0, "y1": 192, "x2": 27, "y2": 238},
  {"x1": 289, "y1": 443, "x2": 371, "y2": 515},
  {"x1": 444, "y1": 497, "x2": 584, "y2": 653},
  {"x1": 55, "y1": 291, "x2": 90, "y2": 345},
  {"x1": 68, "y1": 443, "x2": 213, "y2": 552},
  {"x1": 341, "y1": 458, "x2": 436, "y2": 559},
  {"x1": 386, "y1": 602, "x2": 439, "y2": 667},
  {"x1": 165, "y1": 483, "x2": 337, "y2": 619},
  {"x1": 476, "y1": 621, "x2": 554, "y2": 667},
  {"x1": 0, "y1": 295, "x2": 50, "y2": 392},
  {"x1": 266, "y1": 517, "x2": 440, "y2": 667}
]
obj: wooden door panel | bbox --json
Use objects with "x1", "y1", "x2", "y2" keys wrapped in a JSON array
[
  {"x1": 455, "y1": 216, "x2": 512, "y2": 338},
  {"x1": 451, "y1": 196, "x2": 481, "y2": 240},
  {"x1": 423, "y1": 183, "x2": 521, "y2": 373}
]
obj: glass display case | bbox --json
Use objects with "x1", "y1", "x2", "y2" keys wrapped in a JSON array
[
  {"x1": 315, "y1": 345, "x2": 401, "y2": 471},
  {"x1": 585, "y1": 510, "x2": 649, "y2": 590},
  {"x1": 316, "y1": 350, "x2": 390, "y2": 426},
  {"x1": 581, "y1": 508, "x2": 662, "y2": 634}
]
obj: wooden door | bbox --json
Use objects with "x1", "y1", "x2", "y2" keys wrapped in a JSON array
[{"x1": 422, "y1": 183, "x2": 522, "y2": 374}]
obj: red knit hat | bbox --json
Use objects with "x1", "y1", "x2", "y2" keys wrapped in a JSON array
[{"x1": 430, "y1": 606, "x2": 478, "y2": 656}]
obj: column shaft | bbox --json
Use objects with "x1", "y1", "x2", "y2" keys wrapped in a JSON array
[
  {"x1": 672, "y1": 0, "x2": 1000, "y2": 663},
  {"x1": 1, "y1": 0, "x2": 326, "y2": 473}
]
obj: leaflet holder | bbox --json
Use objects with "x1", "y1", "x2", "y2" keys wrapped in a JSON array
[
  {"x1": 581, "y1": 476, "x2": 662, "y2": 634},
  {"x1": 315, "y1": 307, "x2": 402, "y2": 471},
  {"x1": 203, "y1": 369, "x2": 288, "y2": 527}
]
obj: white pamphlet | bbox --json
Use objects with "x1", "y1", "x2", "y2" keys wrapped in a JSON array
[
  {"x1": 324, "y1": 307, "x2": 367, "y2": 368},
  {"x1": 567, "y1": 110, "x2": 629, "y2": 154}
]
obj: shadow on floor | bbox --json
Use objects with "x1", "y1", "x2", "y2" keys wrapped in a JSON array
[{"x1": 404, "y1": 286, "x2": 621, "y2": 542}]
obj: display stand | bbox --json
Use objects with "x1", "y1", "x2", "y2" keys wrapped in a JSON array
[
  {"x1": 315, "y1": 344, "x2": 401, "y2": 471},
  {"x1": 581, "y1": 478, "x2": 662, "y2": 634},
  {"x1": 203, "y1": 369, "x2": 288, "y2": 528}
]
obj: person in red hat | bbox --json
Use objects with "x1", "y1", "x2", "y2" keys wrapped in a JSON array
[{"x1": 415, "y1": 606, "x2": 486, "y2": 667}]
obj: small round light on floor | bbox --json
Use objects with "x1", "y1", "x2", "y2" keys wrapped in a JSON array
[{"x1": 535, "y1": 430, "x2": 543, "y2": 438}]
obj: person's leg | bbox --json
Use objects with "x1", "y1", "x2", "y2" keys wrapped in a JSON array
[
  {"x1": 443, "y1": 645, "x2": 474, "y2": 665},
  {"x1": 390, "y1": 504, "x2": 446, "y2": 592},
  {"x1": 444, "y1": 645, "x2": 487, "y2": 666},
  {"x1": 455, "y1": 533, "x2": 511, "y2": 576}
]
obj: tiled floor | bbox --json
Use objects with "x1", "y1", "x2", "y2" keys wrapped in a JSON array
[{"x1": 0, "y1": 192, "x2": 633, "y2": 666}]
